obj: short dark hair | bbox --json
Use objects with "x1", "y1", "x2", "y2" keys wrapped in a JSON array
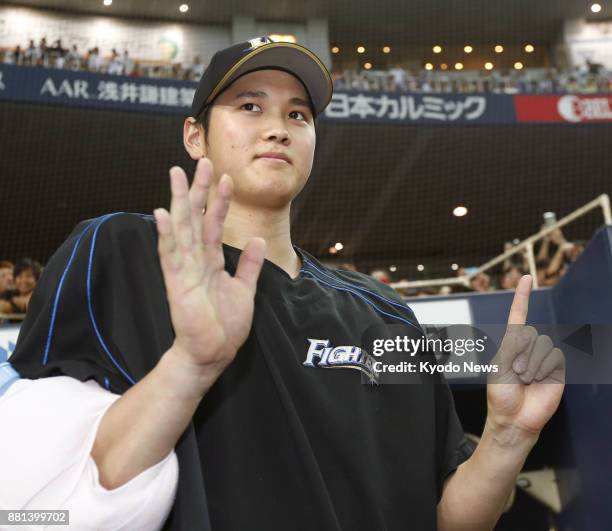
[
  {"x1": 0, "y1": 261, "x2": 14, "y2": 270},
  {"x1": 14, "y1": 258, "x2": 42, "y2": 281},
  {"x1": 195, "y1": 105, "x2": 212, "y2": 144}
]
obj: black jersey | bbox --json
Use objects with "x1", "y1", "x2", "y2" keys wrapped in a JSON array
[{"x1": 10, "y1": 213, "x2": 472, "y2": 531}]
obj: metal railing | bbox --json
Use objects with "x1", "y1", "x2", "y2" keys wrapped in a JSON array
[
  {"x1": 0, "y1": 313, "x2": 25, "y2": 322},
  {"x1": 391, "y1": 193, "x2": 611, "y2": 291}
]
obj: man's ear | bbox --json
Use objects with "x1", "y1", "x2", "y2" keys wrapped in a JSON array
[{"x1": 183, "y1": 117, "x2": 206, "y2": 159}]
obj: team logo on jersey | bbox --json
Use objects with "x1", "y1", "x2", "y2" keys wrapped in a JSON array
[
  {"x1": 303, "y1": 339, "x2": 379, "y2": 384},
  {"x1": 247, "y1": 37, "x2": 272, "y2": 50}
]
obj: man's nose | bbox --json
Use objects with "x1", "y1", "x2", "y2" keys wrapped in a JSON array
[{"x1": 262, "y1": 119, "x2": 291, "y2": 145}]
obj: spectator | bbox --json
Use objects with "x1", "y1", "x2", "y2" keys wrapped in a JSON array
[
  {"x1": 503, "y1": 241, "x2": 528, "y2": 272},
  {"x1": 65, "y1": 44, "x2": 81, "y2": 70},
  {"x1": 389, "y1": 64, "x2": 408, "y2": 92},
  {"x1": 190, "y1": 55, "x2": 205, "y2": 81},
  {"x1": 50, "y1": 39, "x2": 66, "y2": 69},
  {"x1": 500, "y1": 265, "x2": 522, "y2": 290},
  {"x1": 438, "y1": 285, "x2": 452, "y2": 296},
  {"x1": 23, "y1": 39, "x2": 37, "y2": 65},
  {"x1": 38, "y1": 37, "x2": 49, "y2": 66},
  {"x1": 369, "y1": 269, "x2": 391, "y2": 284},
  {"x1": 469, "y1": 271, "x2": 492, "y2": 292},
  {"x1": 122, "y1": 49, "x2": 134, "y2": 75},
  {"x1": 564, "y1": 239, "x2": 585, "y2": 265},
  {"x1": 87, "y1": 47, "x2": 103, "y2": 72},
  {"x1": 535, "y1": 258, "x2": 552, "y2": 287},
  {"x1": 107, "y1": 48, "x2": 123, "y2": 75},
  {"x1": 416, "y1": 287, "x2": 438, "y2": 297},
  {"x1": 0, "y1": 261, "x2": 14, "y2": 293},
  {"x1": 2, "y1": 45, "x2": 23, "y2": 65},
  {"x1": 452, "y1": 267, "x2": 476, "y2": 293},
  {"x1": 0, "y1": 258, "x2": 41, "y2": 314}
]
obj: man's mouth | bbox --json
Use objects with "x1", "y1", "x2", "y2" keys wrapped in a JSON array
[{"x1": 255, "y1": 152, "x2": 291, "y2": 164}]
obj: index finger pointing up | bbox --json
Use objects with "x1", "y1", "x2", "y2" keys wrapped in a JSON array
[{"x1": 507, "y1": 274, "x2": 533, "y2": 326}]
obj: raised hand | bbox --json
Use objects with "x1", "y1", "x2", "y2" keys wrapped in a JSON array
[
  {"x1": 153, "y1": 158, "x2": 266, "y2": 385},
  {"x1": 487, "y1": 275, "x2": 565, "y2": 438}
]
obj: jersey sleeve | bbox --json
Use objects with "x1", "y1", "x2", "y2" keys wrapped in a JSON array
[
  {"x1": 8, "y1": 213, "x2": 174, "y2": 394},
  {"x1": 0, "y1": 376, "x2": 178, "y2": 530},
  {"x1": 434, "y1": 372, "x2": 474, "y2": 502}
]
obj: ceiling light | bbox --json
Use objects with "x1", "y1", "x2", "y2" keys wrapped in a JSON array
[
  {"x1": 494, "y1": 45, "x2": 504, "y2": 53},
  {"x1": 364, "y1": 62, "x2": 372, "y2": 70},
  {"x1": 103, "y1": 0, "x2": 112, "y2": 5},
  {"x1": 357, "y1": 46, "x2": 365, "y2": 53},
  {"x1": 425, "y1": 62, "x2": 434, "y2": 70},
  {"x1": 382, "y1": 46, "x2": 391, "y2": 53},
  {"x1": 484, "y1": 62, "x2": 494, "y2": 70},
  {"x1": 389, "y1": 265, "x2": 397, "y2": 272},
  {"x1": 464, "y1": 45, "x2": 473, "y2": 53},
  {"x1": 453, "y1": 205, "x2": 468, "y2": 217},
  {"x1": 179, "y1": 4, "x2": 189, "y2": 12},
  {"x1": 440, "y1": 63, "x2": 448, "y2": 70},
  {"x1": 455, "y1": 62, "x2": 464, "y2": 70},
  {"x1": 331, "y1": 46, "x2": 339, "y2": 54},
  {"x1": 524, "y1": 44, "x2": 535, "y2": 53},
  {"x1": 591, "y1": 3, "x2": 602, "y2": 12},
  {"x1": 451, "y1": 263, "x2": 459, "y2": 271},
  {"x1": 433, "y1": 45, "x2": 442, "y2": 54},
  {"x1": 334, "y1": 242, "x2": 344, "y2": 250},
  {"x1": 417, "y1": 264, "x2": 425, "y2": 272},
  {"x1": 329, "y1": 246, "x2": 338, "y2": 254},
  {"x1": 514, "y1": 61, "x2": 524, "y2": 70}
]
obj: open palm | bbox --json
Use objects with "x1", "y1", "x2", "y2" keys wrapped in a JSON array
[{"x1": 153, "y1": 158, "x2": 266, "y2": 378}]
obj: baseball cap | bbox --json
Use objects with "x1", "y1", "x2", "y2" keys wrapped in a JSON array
[{"x1": 190, "y1": 36, "x2": 333, "y2": 119}]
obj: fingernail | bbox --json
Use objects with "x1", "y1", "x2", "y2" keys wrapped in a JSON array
[{"x1": 513, "y1": 356, "x2": 527, "y2": 373}]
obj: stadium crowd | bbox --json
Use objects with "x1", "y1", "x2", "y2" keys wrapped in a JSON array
[
  {"x1": 0, "y1": 37, "x2": 206, "y2": 80},
  {"x1": 0, "y1": 228, "x2": 586, "y2": 322},
  {"x1": 389, "y1": 226, "x2": 585, "y2": 297},
  {"x1": 0, "y1": 259, "x2": 41, "y2": 322},
  {"x1": 332, "y1": 63, "x2": 612, "y2": 94},
  {"x1": 2, "y1": 36, "x2": 611, "y2": 94}
]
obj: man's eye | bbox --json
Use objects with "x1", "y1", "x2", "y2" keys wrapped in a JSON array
[
  {"x1": 289, "y1": 110, "x2": 307, "y2": 121},
  {"x1": 241, "y1": 103, "x2": 262, "y2": 112}
]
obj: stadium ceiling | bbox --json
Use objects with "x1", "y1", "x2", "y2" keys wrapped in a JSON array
[{"x1": 8, "y1": 0, "x2": 598, "y2": 45}]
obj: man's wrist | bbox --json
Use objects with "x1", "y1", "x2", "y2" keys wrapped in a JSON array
[
  {"x1": 482, "y1": 417, "x2": 540, "y2": 453},
  {"x1": 157, "y1": 345, "x2": 229, "y2": 401}
]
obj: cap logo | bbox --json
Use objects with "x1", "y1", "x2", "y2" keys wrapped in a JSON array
[{"x1": 247, "y1": 36, "x2": 272, "y2": 50}]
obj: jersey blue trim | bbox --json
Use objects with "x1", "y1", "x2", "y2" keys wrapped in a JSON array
[
  {"x1": 87, "y1": 213, "x2": 136, "y2": 386},
  {"x1": 301, "y1": 257, "x2": 417, "y2": 317},
  {"x1": 43, "y1": 218, "x2": 100, "y2": 365},
  {"x1": 0, "y1": 362, "x2": 20, "y2": 397},
  {"x1": 300, "y1": 269, "x2": 422, "y2": 331}
]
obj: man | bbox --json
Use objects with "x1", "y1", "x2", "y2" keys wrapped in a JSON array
[
  {"x1": 2, "y1": 37, "x2": 564, "y2": 530},
  {"x1": 0, "y1": 261, "x2": 14, "y2": 293},
  {"x1": 0, "y1": 258, "x2": 40, "y2": 314}
]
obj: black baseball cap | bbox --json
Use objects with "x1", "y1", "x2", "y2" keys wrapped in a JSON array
[{"x1": 191, "y1": 36, "x2": 333, "y2": 119}]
